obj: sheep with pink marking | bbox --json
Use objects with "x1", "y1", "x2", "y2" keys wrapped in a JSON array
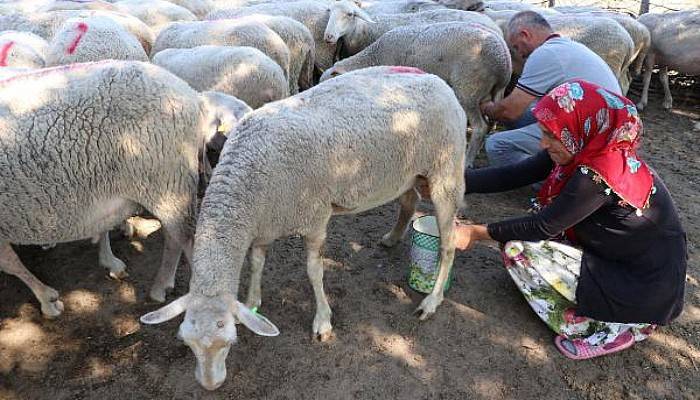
[
  {"x1": 140, "y1": 65, "x2": 466, "y2": 390},
  {"x1": 0, "y1": 30, "x2": 49, "y2": 68},
  {"x1": 45, "y1": 14, "x2": 148, "y2": 66},
  {"x1": 0, "y1": 60, "x2": 251, "y2": 318}
]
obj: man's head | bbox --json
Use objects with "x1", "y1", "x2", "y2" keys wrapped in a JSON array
[{"x1": 506, "y1": 11, "x2": 554, "y2": 59}]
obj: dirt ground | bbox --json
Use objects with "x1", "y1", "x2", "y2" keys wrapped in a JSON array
[{"x1": 1, "y1": 86, "x2": 699, "y2": 400}]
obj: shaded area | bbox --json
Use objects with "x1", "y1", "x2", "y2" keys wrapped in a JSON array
[{"x1": 0, "y1": 97, "x2": 698, "y2": 398}]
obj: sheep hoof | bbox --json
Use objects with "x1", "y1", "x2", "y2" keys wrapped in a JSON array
[
  {"x1": 102, "y1": 258, "x2": 128, "y2": 280},
  {"x1": 414, "y1": 295, "x2": 442, "y2": 321},
  {"x1": 662, "y1": 99, "x2": 673, "y2": 110},
  {"x1": 41, "y1": 299, "x2": 64, "y2": 319},
  {"x1": 315, "y1": 330, "x2": 335, "y2": 342},
  {"x1": 108, "y1": 269, "x2": 129, "y2": 280},
  {"x1": 313, "y1": 316, "x2": 333, "y2": 342},
  {"x1": 149, "y1": 287, "x2": 167, "y2": 303}
]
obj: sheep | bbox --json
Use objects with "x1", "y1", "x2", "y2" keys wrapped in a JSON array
[
  {"x1": 482, "y1": 1, "x2": 560, "y2": 16},
  {"x1": 324, "y1": 1, "x2": 501, "y2": 58},
  {"x1": 359, "y1": 0, "x2": 445, "y2": 15},
  {"x1": 139, "y1": 65, "x2": 466, "y2": 390},
  {"x1": 227, "y1": 14, "x2": 315, "y2": 94},
  {"x1": 45, "y1": 15, "x2": 148, "y2": 66},
  {"x1": 152, "y1": 19, "x2": 291, "y2": 83},
  {"x1": 200, "y1": 90, "x2": 252, "y2": 166},
  {"x1": 113, "y1": 0, "x2": 197, "y2": 33},
  {"x1": 321, "y1": 22, "x2": 511, "y2": 168},
  {"x1": 484, "y1": 10, "x2": 635, "y2": 94},
  {"x1": 0, "y1": 30, "x2": 49, "y2": 68},
  {"x1": 40, "y1": 0, "x2": 121, "y2": 12},
  {"x1": 636, "y1": 10, "x2": 700, "y2": 111},
  {"x1": 0, "y1": 60, "x2": 246, "y2": 317},
  {"x1": 0, "y1": 66, "x2": 34, "y2": 79},
  {"x1": 206, "y1": 0, "x2": 348, "y2": 74},
  {"x1": 554, "y1": 9, "x2": 651, "y2": 78},
  {"x1": 165, "y1": 0, "x2": 214, "y2": 19},
  {"x1": 0, "y1": 10, "x2": 155, "y2": 54},
  {"x1": 547, "y1": 15, "x2": 635, "y2": 94},
  {"x1": 153, "y1": 45, "x2": 288, "y2": 109},
  {"x1": 434, "y1": 0, "x2": 484, "y2": 11}
]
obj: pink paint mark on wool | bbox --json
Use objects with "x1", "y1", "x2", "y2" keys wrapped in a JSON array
[
  {"x1": 0, "y1": 59, "x2": 115, "y2": 85},
  {"x1": 0, "y1": 41, "x2": 15, "y2": 66},
  {"x1": 67, "y1": 22, "x2": 89, "y2": 55},
  {"x1": 388, "y1": 66, "x2": 425, "y2": 74}
]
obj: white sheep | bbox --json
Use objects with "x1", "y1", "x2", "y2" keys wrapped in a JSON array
[
  {"x1": 484, "y1": 9, "x2": 635, "y2": 94},
  {"x1": 152, "y1": 19, "x2": 291, "y2": 83},
  {"x1": 0, "y1": 61, "x2": 245, "y2": 317},
  {"x1": 113, "y1": 0, "x2": 197, "y2": 33},
  {"x1": 359, "y1": 0, "x2": 445, "y2": 15},
  {"x1": 637, "y1": 10, "x2": 700, "y2": 111},
  {"x1": 165, "y1": 0, "x2": 214, "y2": 19},
  {"x1": 40, "y1": 0, "x2": 121, "y2": 12},
  {"x1": 206, "y1": 0, "x2": 344, "y2": 75},
  {"x1": 0, "y1": 10, "x2": 155, "y2": 54},
  {"x1": 45, "y1": 15, "x2": 148, "y2": 66},
  {"x1": 554, "y1": 9, "x2": 651, "y2": 79},
  {"x1": 434, "y1": 0, "x2": 485, "y2": 12},
  {"x1": 228, "y1": 14, "x2": 315, "y2": 94},
  {"x1": 324, "y1": 1, "x2": 501, "y2": 57},
  {"x1": 0, "y1": 30, "x2": 49, "y2": 68},
  {"x1": 140, "y1": 65, "x2": 467, "y2": 390},
  {"x1": 321, "y1": 21, "x2": 511, "y2": 168},
  {"x1": 153, "y1": 45, "x2": 288, "y2": 109}
]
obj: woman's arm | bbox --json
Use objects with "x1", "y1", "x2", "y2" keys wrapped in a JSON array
[
  {"x1": 466, "y1": 151, "x2": 553, "y2": 194},
  {"x1": 486, "y1": 170, "x2": 612, "y2": 243}
]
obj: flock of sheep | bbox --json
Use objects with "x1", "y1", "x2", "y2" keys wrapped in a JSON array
[{"x1": 0, "y1": 0, "x2": 698, "y2": 392}]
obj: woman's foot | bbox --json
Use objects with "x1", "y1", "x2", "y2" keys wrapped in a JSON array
[{"x1": 554, "y1": 330, "x2": 635, "y2": 360}]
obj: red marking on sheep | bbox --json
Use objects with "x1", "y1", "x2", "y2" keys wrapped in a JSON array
[
  {"x1": 388, "y1": 66, "x2": 426, "y2": 74},
  {"x1": 0, "y1": 41, "x2": 15, "y2": 66},
  {"x1": 0, "y1": 60, "x2": 114, "y2": 85},
  {"x1": 67, "y1": 22, "x2": 89, "y2": 55}
]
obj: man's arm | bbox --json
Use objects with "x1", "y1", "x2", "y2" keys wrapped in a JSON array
[{"x1": 480, "y1": 87, "x2": 536, "y2": 124}]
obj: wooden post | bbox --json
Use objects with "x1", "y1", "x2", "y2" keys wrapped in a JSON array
[
  {"x1": 639, "y1": 0, "x2": 650, "y2": 15},
  {"x1": 548, "y1": 0, "x2": 555, "y2": 7}
]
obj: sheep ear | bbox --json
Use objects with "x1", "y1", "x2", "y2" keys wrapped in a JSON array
[
  {"x1": 354, "y1": 9, "x2": 375, "y2": 23},
  {"x1": 232, "y1": 301, "x2": 280, "y2": 337},
  {"x1": 140, "y1": 294, "x2": 191, "y2": 324}
]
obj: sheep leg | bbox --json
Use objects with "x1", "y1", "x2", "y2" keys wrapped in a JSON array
[
  {"x1": 380, "y1": 188, "x2": 418, "y2": 247},
  {"x1": 149, "y1": 226, "x2": 191, "y2": 303},
  {"x1": 464, "y1": 107, "x2": 489, "y2": 169},
  {"x1": 659, "y1": 66, "x2": 673, "y2": 110},
  {"x1": 98, "y1": 232, "x2": 128, "y2": 279},
  {"x1": 637, "y1": 53, "x2": 655, "y2": 111},
  {"x1": 245, "y1": 244, "x2": 268, "y2": 310},
  {"x1": 0, "y1": 243, "x2": 64, "y2": 318},
  {"x1": 305, "y1": 231, "x2": 333, "y2": 341},
  {"x1": 415, "y1": 181, "x2": 460, "y2": 321}
]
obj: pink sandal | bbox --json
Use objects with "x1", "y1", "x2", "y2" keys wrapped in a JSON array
[{"x1": 554, "y1": 330, "x2": 635, "y2": 360}]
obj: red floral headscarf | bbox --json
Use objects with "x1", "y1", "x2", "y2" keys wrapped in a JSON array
[{"x1": 533, "y1": 80, "x2": 653, "y2": 211}]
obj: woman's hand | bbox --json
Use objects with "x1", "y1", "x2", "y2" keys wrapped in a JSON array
[{"x1": 454, "y1": 223, "x2": 491, "y2": 251}]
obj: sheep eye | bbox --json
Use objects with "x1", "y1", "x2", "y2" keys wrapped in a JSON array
[{"x1": 216, "y1": 320, "x2": 224, "y2": 328}]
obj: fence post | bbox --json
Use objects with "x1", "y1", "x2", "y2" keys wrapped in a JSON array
[
  {"x1": 639, "y1": 0, "x2": 650, "y2": 14},
  {"x1": 548, "y1": 0, "x2": 555, "y2": 7}
]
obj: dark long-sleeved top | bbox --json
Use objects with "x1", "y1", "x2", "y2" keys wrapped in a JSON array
[{"x1": 466, "y1": 151, "x2": 686, "y2": 325}]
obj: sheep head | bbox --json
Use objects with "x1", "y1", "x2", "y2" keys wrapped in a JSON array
[
  {"x1": 324, "y1": 0, "x2": 375, "y2": 45},
  {"x1": 140, "y1": 294, "x2": 279, "y2": 391}
]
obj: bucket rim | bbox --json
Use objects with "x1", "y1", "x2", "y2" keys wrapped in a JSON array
[{"x1": 412, "y1": 215, "x2": 440, "y2": 239}]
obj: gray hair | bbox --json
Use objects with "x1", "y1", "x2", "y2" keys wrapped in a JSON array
[{"x1": 507, "y1": 11, "x2": 552, "y2": 36}]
